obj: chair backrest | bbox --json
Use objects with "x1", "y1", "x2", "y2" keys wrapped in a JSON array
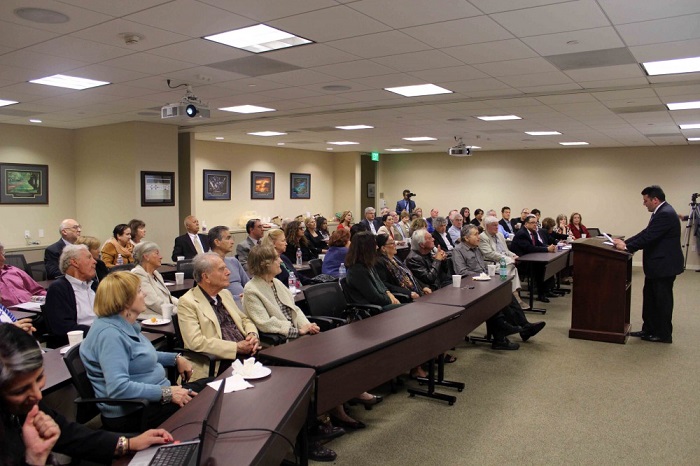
[
  {"x1": 177, "y1": 260, "x2": 194, "y2": 279},
  {"x1": 27, "y1": 261, "x2": 46, "y2": 281},
  {"x1": 587, "y1": 227, "x2": 601, "y2": 237},
  {"x1": 171, "y1": 313, "x2": 185, "y2": 349},
  {"x1": 5, "y1": 254, "x2": 28, "y2": 272},
  {"x1": 63, "y1": 343, "x2": 96, "y2": 400},
  {"x1": 304, "y1": 282, "x2": 348, "y2": 319},
  {"x1": 108, "y1": 263, "x2": 136, "y2": 273},
  {"x1": 308, "y1": 258, "x2": 322, "y2": 277}
]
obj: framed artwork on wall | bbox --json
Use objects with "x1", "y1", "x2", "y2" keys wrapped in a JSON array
[
  {"x1": 141, "y1": 171, "x2": 175, "y2": 206},
  {"x1": 203, "y1": 169, "x2": 231, "y2": 200},
  {"x1": 290, "y1": 173, "x2": 311, "y2": 199},
  {"x1": 0, "y1": 163, "x2": 49, "y2": 204},
  {"x1": 251, "y1": 171, "x2": 275, "y2": 199},
  {"x1": 367, "y1": 182, "x2": 376, "y2": 198}
]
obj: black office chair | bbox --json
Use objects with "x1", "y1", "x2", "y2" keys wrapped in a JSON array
[
  {"x1": 27, "y1": 261, "x2": 46, "y2": 281},
  {"x1": 63, "y1": 344, "x2": 150, "y2": 430},
  {"x1": 5, "y1": 253, "x2": 28, "y2": 273},
  {"x1": 171, "y1": 314, "x2": 235, "y2": 377},
  {"x1": 308, "y1": 258, "x2": 322, "y2": 277},
  {"x1": 108, "y1": 263, "x2": 136, "y2": 273},
  {"x1": 587, "y1": 227, "x2": 601, "y2": 237},
  {"x1": 305, "y1": 281, "x2": 382, "y2": 329},
  {"x1": 177, "y1": 259, "x2": 194, "y2": 279}
]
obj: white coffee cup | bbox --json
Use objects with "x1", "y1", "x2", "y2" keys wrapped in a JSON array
[
  {"x1": 318, "y1": 254, "x2": 325, "y2": 261},
  {"x1": 487, "y1": 264, "x2": 497, "y2": 276},
  {"x1": 581, "y1": 234, "x2": 587, "y2": 239},
  {"x1": 452, "y1": 274, "x2": 461, "y2": 288},
  {"x1": 67, "y1": 330, "x2": 83, "y2": 346},
  {"x1": 161, "y1": 304, "x2": 174, "y2": 320},
  {"x1": 175, "y1": 272, "x2": 185, "y2": 285},
  {"x1": 176, "y1": 256, "x2": 185, "y2": 261}
]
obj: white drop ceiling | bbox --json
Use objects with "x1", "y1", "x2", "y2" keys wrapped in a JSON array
[{"x1": 0, "y1": 0, "x2": 699, "y2": 152}]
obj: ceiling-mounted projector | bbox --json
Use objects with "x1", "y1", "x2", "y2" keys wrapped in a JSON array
[
  {"x1": 448, "y1": 137, "x2": 472, "y2": 157},
  {"x1": 161, "y1": 84, "x2": 210, "y2": 120}
]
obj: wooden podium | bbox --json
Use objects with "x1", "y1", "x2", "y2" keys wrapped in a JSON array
[{"x1": 569, "y1": 238, "x2": 632, "y2": 344}]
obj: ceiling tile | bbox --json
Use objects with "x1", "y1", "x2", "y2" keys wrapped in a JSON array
[
  {"x1": 469, "y1": 0, "x2": 577, "y2": 14},
  {"x1": 438, "y1": 78, "x2": 513, "y2": 94},
  {"x1": 629, "y1": 38, "x2": 700, "y2": 62},
  {"x1": 0, "y1": 50, "x2": 88, "y2": 74},
  {"x1": 402, "y1": 16, "x2": 513, "y2": 48},
  {"x1": 326, "y1": 31, "x2": 431, "y2": 59},
  {"x1": 0, "y1": 0, "x2": 113, "y2": 33},
  {"x1": 373, "y1": 50, "x2": 464, "y2": 72},
  {"x1": 499, "y1": 71, "x2": 574, "y2": 87},
  {"x1": 597, "y1": 0, "x2": 700, "y2": 25},
  {"x1": 490, "y1": 0, "x2": 610, "y2": 37},
  {"x1": 578, "y1": 77, "x2": 649, "y2": 89},
  {"x1": 522, "y1": 27, "x2": 625, "y2": 56},
  {"x1": 348, "y1": 0, "x2": 481, "y2": 28},
  {"x1": 166, "y1": 65, "x2": 249, "y2": 84},
  {"x1": 56, "y1": 0, "x2": 172, "y2": 16},
  {"x1": 148, "y1": 39, "x2": 250, "y2": 66},
  {"x1": 64, "y1": 64, "x2": 150, "y2": 84},
  {"x1": 474, "y1": 57, "x2": 559, "y2": 77},
  {"x1": 311, "y1": 60, "x2": 397, "y2": 79},
  {"x1": 0, "y1": 20, "x2": 59, "y2": 49},
  {"x1": 101, "y1": 53, "x2": 196, "y2": 75},
  {"x1": 269, "y1": 5, "x2": 391, "y2": 42},
  {"x1": 564, "y1": 64, "x2": 645, "y2": 82},
  {"x1": 409, "y1": 65, "x2": 489, "y2": 83},
  {"x1": 198, "y1": 0, "x2": 337, "y2": 22},
  {"x1": 443, "y1": 39, "x2": 538, "y2": 64},
  {"x1": 263, "y1": 69, "x2": 338, "y2": 86},
  {"x1": 27, "y1": 36, "x2": 134, "y2": 63},
  {"x1": 71, "y1": 19, "x2": 192, "y2": 51},
  {"x1": 265, "y1": 43, "x2": 361, "y2": 67},
  {"x1": 616, "y1": 14, "x2": 700, "y2": 46}
]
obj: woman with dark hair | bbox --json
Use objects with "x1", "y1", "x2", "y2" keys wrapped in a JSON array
[
  {"x1": 344, "y1": 232, "x2": 402, "y2": 311},
  {"x1": 322, "y1": 229, "x2": 350, "y2": 277},
  {"x1": 283, "y1": 220, "x2": 318, "y2": 263},
  {"x1": 471, "y1": 209, "x2": 484, "y2": 227},
  {"x1": 460, "y1": 207, "x2": 471, "y2": 224},
  {"x1": 128, "y1": 219, "x2": 146, "y2": 246},
  {"x1": 375, "y1": 234, "x2": 431, "y2": 300},
  {"x1": 568, "y1": 212, "x2": 590, "y2": 239},
  {"x1": 0, "y1": 324, "x2": 174, "y2": 466},
  {"x1": 316, "y1": 216, "x2": 330, "y2": 242},
  {"x1": 376, "y1": 214, "x2": 396, "y2": 240},
  {"x1": 540, "y1": 217, "x2": 568, "y2": 245},
  {"x1": 304, "y1": 217, "x2": 328, "y2": 255},
  {"x1": 101, "y1": 224, "x2": 134, "y2": 268}
]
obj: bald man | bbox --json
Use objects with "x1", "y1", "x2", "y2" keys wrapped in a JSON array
[
  {"x1": 44, "y1": 219, "x2": 81, "y2": 279},
  {"x1": 171, "y1": 215, "x2": 210, "y2": 262}
]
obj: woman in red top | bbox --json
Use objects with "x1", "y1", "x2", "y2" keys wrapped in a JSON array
[
  {"x1": 337, "y1": 210, "x2": 353, "y2": 230},
  {"x1": 568, "y1": 212, "x2": 590, "y2": 239}
]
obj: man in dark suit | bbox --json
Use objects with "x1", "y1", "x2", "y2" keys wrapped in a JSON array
[
  {"x1": 511, "y1": 208, "x2": 530, "y2": 232},
  {"x1": 614, "y1": 185, "x2": 683, "y2": 343},
  {"x1": 44, "y1": 218, "x2": 81, "y2": 279},
  {"x1": 499, "y1": 206, "x2": 515, "y2": 238},
  {"x1": 236, "y1": 218, "x2": 264, "y2": 272},
  {"x1": 511, "y1": 215, "x2": 556, "y2": 302},
  {"x1": 395, "y1": 189, "x2": 416, "y2": 215},
  {"x1": 431, "y1": 216, "x2": 455, "y2": 252},
  {"x1": 171, "y1": 215, "x2": 210, "y2": 261},
  {"x1": 360, "y1": 207, "x2": 381, "y2": 234}
]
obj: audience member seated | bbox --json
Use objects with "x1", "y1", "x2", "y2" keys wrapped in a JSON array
[
  {"x1": 510, "y1": 215, "x2": 557, "y2": 302},
  {"x1": 337, "y1": 210, "x2": 353, "y2": 230},
  {"x1": 0, "y1": 325, "x2": 174, "y2": 466},
  {"x1": 459, "y1": 207, "x2": 471, "y2": 224},
  {"x1": 236, "y1": 219, "x2": 263, "y2": 273},
  {"x1": 80, "y1": 272, "x2": 206, "y2": 432},
  {"x1": 568, "y1": 212, "x2": 590, "y2": 239},
  {"x1": 262, "y1": 230, "x2": 312, "y2": 287},
  {"x1": 101, "y1": 224, "x2": 134, "y2": 268},
  {"x1": 177, "y1": 253, "x2": 260, "y2": 382},
  {"x1": 511, "y1": 208, "x2": 530, "y2": 232},
  {"x1": 406, "y1": 229, "x2": 452, "y2": 290},
  {"x1": 396, "y1": 211, "x2": 411, "y2": 243},
  {"x1": 531, "y1": 208, "x2": 543, "y2": 228},
  {"x1": 208, "y1": 226, "x2": 249, "y2": 307},
  {"x1": 44, "y1": 218, "x2": 81, "y2": 279},
  {"x1": 377, "y1": 214, "x2": 397, "y2": 241},
  {"x1": 131, "y1": 242, "x2": 178, "y2": 318},
  {"x1": 171, "y1": 215, "x2": 210, "y2": 262},
  {"x1": 555, "y1": 214, "x2": 573, "y2": 239},
  {"x1": 316, "y1": 216, "x2": 331, "y2": 243},
  {"x1": 540, "y1": 217, "x2": 568, "y2": 245},
  {"x1": 344, "y1": 232, "x2": 402, "y2": 311},
  {"x1": 284, "y1": 220, "x2": 318, "y2": 263},
  {"x1": 395, "y1": 189, "x2": 416, "y2": 215},
  {"x1": 452, "y1": 225, "x2": 545, "y2": 350},
  {"x1": 0, "y1": 301, "x2": 35, "y2": 334},
  {"x1": 304, "y1": 217, "x2": 328, "y2": 255},
  {"x1": 129, "y1": 219, "x2": 146, "y2": 246},
  {"x1": 322, "y1": 229, "x2": 350, "y2": 277},
  {"x1": 471, "y1": 209, "x2": 484, "y2": 228},
  {"x1": 408, "y1": 217, "x2": 428, "y2": 237},
  {"x1": 478, "y1": 216, "x2": 529, "y2": 310},
  {"x1": 360, "y1": 207, "x2": 381, "y2": 235},
  {"x1": 75, "y1": 236, "x2": 109, "y2": 282},
  {"x1": 431, "y1": 216, "x2": 455, "y2": 252},
  {"x1": 499, "y1": 206, "x2": 515, "y2": 238},
  {"x1": 414, "y1": 207, "x2": 424, "y2": 221},
  {"x1": 447, "y1": 213, "x2": 463, "y2": 244},
  {"x1": 426, "y1": 208, "x2": 439, "y2": 233},
  {"x1": 0, "y1": 241, "x2": 45, "y2": 307},
  {"x1": 375, "y1": 234, "x2": 431, "y2": 300},
  {"x1": 44, "y1": 245, "x2": 97, "y2": 346}
]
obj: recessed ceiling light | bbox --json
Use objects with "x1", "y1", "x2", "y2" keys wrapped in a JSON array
[
  {"x1": 29, "y1": 119, "x2": 42, "y2": 123},
  {"x1": 525, "y1": 131, "x2": 561, "y2": 136},
  {"x1": 29, "y1": 74, "x2": 110, "y2": 90},
  {"x1": 476, "y1": 115, "x2": 522, "y2": 121},
  {"x1": 667, "y1": 101, "x2": 700, "y2": 111},
  {"x1": 215, "y1": 137, "x2": 224, "y2": 140},
  {"x1": 247, "y1": 131, "x2": 287, "y2": 137},
  {"x1": 277, "y1": 142, "x2": 285, "y2": 146},
  {"x1": 204, "y1": 24, "x2": 312, "y2": 53},
  {"x1": 0, "y1": 99, "x2": 18, "y2": 107},
  {"x1": 642, "y1": 56, "x2": 700, "y2": 76},
  {"x1": 403, "y1": 136, "x2": 437, "y2": 141},
  {"x1": 679, "y1": 123, "x2": 700, "y2": 129},
  {"x1": 14, "y1": 7, "x2": 69, "y2": 24},
  {"x1": 559, "y1": 142, "x2": 589, "y2": 146},
  {"x1": 219, "y1": 105, "x2": 275, "y2": 114},
  {"x1": 326, "y1": 148, "x2": 334, "y2": 151},
  {"x1": 470, "y1": 146, "x2": 482, "y2": 149},
  {"x1": 335, "y1": 125, "x2": 373, "y2": 130},
  {"x1": 385, "y1": 148, "x2": 412, "y2": 152},
  {"x1": 687, "y1": 137, "x2": 700, "y2": 141},
  {"x1": 328, "y1": 141, "x2": 359, "y2": 145},
  {"x1": 384, "y1": 84, "x2": 453, "y2": 97}
]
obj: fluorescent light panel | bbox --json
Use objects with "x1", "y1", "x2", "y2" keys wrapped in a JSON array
[
  {"x1": 29, "y1": 119, "x2": 42, "y2": 123},
  {"x1": 204, "y1": 24, "x2": 311, "y2": 53},
  {"x1": 247, "y1": 131, "x2": 286, "y2": 137},
  {"x1": 403, "y1": 136, "x2": 437, "y2": 141},
  {"x1": 29, "y1": 74, "x2": 109, "y2": 90},
  {"x1": 384, "y1": 84, "x2": 452, "y2": 97},
  {"x1": 470, "y1": 146, "x2": 481, "y2": 149},
  {"x1": 525, "y1": 131, "x2": 561, "y2": 136},
  {"x1": 219, "y1": 105, "x2": 275, "y2": 113},
  {"x1": 335, "y1": 125, "x2": 373, "y2": 130},
  {"x1": 385, "y1": 148, "x2": 411, "y2": 152},
  {"x1": 642, "y1": 56, "x2": 700, "y2": 76},
  {"x1": 0, "y1": 99, "x2": 18, "y2": 107},
  {"x1": 559, "y1": 142, "x2": 589, "y2": 146},
  {"x1": 687, "y1": 137, "x2": 700, "y2": 141},
  {"x1": 679, "y1": 123, "x2": 700, "y2": 129},
  {"x1": 477, "y1": 115, "x2": 521, "y2": 121},
  {"x1": 215, "y1": 137, "x2": 224, "y2": 140},
  {"x1": 328, "y1": 141, "x2": 359, "y2": 145},
  {"x1": 667, "y1": 101, "x2": 700, "y2": 111}
]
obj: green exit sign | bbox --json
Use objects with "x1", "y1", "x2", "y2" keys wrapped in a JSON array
[{"x1": 371, "y1": 152, "x2": 380, "y2": 161}]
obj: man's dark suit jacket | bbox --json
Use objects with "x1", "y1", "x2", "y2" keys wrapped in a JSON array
[
  {"x1": 44, "y1": 276, "x2": 98, "y2": 346},
  {"x1": 510, "y1": 227, "x2": 549, "y2": 256},
  {"x1": 44, "y1": 238, "x2": 67, "y2": 279},
  {"x1": 511, "y1": 217, "x2": 526, "y2": 232},
  {"x1": 395, "y1": 198, "x2": 416, "y2": 214},
  {"x1": 171, "y1": 233, "x2": 210, "y2": 261},
  {"x1": 625, "y1": 202, "x2": 684, "y2": 279},
  {"x1": 360, "y1": 218, "x2": 382, "y2": 233},
  {"x1": 432, "y1": 230, "x2": 455, "y2": 251},
  {"x1": 499, "y1": 218, "x2": 514, "y2": 234}
]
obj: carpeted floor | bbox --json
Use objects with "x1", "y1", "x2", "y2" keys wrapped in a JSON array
[{"x1": 322, "y1": 268, "x2": 700, "y2": 465}]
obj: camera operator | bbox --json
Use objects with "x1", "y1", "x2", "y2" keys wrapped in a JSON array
[{"x1": 396, "y1": 189, "x2": 416, "y2": 215}]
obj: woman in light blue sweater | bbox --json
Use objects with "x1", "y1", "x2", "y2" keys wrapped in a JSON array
[{"x1": 80, "y1": 272, "x2": 208, "y2": 432}]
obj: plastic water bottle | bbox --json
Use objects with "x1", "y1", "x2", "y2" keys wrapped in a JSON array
[
  {"x1": 116, "y1": 254, "x2": 124, "y2": 266},
  {"x1": 499, "y1": 257, "x2": 507, "y2": 280},
  {"x1": 338, "y1": 263, "x2": 347, "y2": 280},
  {"x1": 296, "y1": 247, "x2": 302, "y2": 266},
  {"x1": 288, "y1": 272, "x2": 297, "y2": 292}
]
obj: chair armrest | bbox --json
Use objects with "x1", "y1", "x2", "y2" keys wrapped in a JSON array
[
  {"x1": 307, "y1": 316, "x2": 345, "y2": 331},
  {"x1": 392, "y1": 292, "x2": 412, "y2": 303},
  {"x1": 347, "y1": 302, "x2": 384, "y2": 314},
  {"x1": 258, "y1": 332, "x2": 287, "y2": 347},
  {"x1": 174, "y1": 347, "x2": 227, "y2": 378}
]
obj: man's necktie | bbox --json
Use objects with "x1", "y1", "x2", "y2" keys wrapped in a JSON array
[
  {"x1": 531, "y1": 232, "x2": 536, "y2": 245},
  {"x1": 194, "y1": 236, "x2": 204, "y2": 254}
]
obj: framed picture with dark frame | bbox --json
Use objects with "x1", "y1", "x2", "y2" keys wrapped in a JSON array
[
  {"x1": 290, "y1": 172, "x2": 311, "y2": 199},
  {"x1": 251, "y1": 171, "x2": 275, "y2": 200},
  {"x1": 0, "y1": 163, "x2": 48, "y2": 204},
  {"x1": 203, "y1": 169, "x2": 231, "y2": 200},
  {"x1": 141, "y1": 171, "x2": 175, "y2": 207},
  {"x1": 367, "y1": 182, "x2": 376, "y2": 198}
]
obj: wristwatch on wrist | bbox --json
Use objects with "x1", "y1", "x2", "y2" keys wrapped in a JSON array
[{"x1": 161, "y1": 386, "x2": 172, "y2": 404}]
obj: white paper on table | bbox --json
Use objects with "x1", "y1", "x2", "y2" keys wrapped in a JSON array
[
  {"x1": 207, "y1": 373, "x2": 253, "y2": 393},
  {"x1": 13, "y1": 302, "x2": 42, "y2": 312}
]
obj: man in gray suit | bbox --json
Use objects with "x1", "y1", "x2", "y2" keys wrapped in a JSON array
[{"x1": 236, "y1": 219, "x2": 263, "y2": 272}]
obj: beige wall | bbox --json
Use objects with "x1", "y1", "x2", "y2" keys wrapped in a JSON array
[
  {"x1": 332, "y1": 151, "x2": 361, "y2": 221},
  {"x1": 377, "y1": 146, "x2": 700, "y2": 269}
]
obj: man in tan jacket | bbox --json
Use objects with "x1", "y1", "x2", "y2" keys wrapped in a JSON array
[{"x1": 177, "y1": 253, "x2": 260, "y2": 381}]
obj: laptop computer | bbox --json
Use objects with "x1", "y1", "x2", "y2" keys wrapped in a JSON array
[{"x1": 129, "y1": 379, "x2": 226, "y2": 466}]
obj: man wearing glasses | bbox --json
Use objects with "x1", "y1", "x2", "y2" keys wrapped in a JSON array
[
  {"x1": 44, "y1": 219, "x2": 82, "y2": 279},
  {"x1": 511, "y1": 215, "x2": 556, "y2": 303}
]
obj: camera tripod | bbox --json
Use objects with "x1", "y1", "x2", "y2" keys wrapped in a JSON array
[{"x1": 682, "y1": 193, "x2": 700, "y2": 270}]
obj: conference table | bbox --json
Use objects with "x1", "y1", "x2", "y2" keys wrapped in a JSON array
[{"x1": 516, "y1": 248, "x2": 571, "y2": 313}]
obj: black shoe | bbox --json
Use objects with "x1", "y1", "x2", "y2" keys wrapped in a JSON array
[
  {"x1": 309, "y1": 422, "x2": 345, "y2": 442},
  {"x1": 546, "y1": 292, "x2": 561, "y2": 297},
  {"x1": 330, "y1": 415, "x2": 366, "y2": 430},
  {"x1": 641, "y1": 335, "x2": 672, "y2": 343},
  {"x1": 309, "y1": 441, "x2": 337, "y2": 462},
  {"x1": 629, "y1": 330, "x2": 647, "y2": 338},
  {"x1": 538, "y1": 296, "x2": 550, "y2": 303},
  {"x1": 520, "y1": 321, "x2": 546, "y2": 342},
  {"x1": 492, "y1": 338, "x2": 520, "y2": 350}
]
